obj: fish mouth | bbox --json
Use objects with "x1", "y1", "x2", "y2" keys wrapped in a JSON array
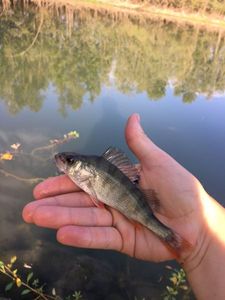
[{"x1": 55, "y1": 153, "x2": 67, "y2": 173}]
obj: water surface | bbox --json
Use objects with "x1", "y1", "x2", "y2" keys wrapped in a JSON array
[{"x1": 1, "y1": 2, "x2": 225, "y2": 299}]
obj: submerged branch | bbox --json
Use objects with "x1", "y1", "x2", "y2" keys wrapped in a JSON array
[
  {"x1": 0, "y1": 132, "x2": 78, "y2": 184},
  {"x1": 0, "y1": 169, "x2": 45, "y2": 184},
  {"x1": 0, "y1": 263, "x2": 56, "y2": 300},
  {"x1": 11, "y1": 8, "x2": 44, "y2": 57},
  {"x1": 31, "y1": 143, "x2": 57, "y2": 156}
]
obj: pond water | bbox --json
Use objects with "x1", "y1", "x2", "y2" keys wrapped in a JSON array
[{"x1": 1, "y1": 2, "x2": 225, "y2": 299}]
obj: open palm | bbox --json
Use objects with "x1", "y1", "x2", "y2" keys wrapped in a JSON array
[{"x1": 23, "y1": 114, "x2": 206, "y2": 262}]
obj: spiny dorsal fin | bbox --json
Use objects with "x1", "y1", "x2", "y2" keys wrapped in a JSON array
[{"x1": 102, "y1": 147, "x2": 140, "y2": 183}]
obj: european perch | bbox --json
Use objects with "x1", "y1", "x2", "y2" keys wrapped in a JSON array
[{"x1": 55, "y1": 147, "x2": 190, "y2": 256}]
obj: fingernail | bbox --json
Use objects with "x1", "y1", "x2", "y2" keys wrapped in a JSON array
[
  {"x1": 22, "y1": 207, "x2": 33, "y2": 223},
  {"x1": 135, "y1": 113, "x2": 145, "y2": 134},
  {"x1": 135, "y1": 113, "x2": 140, "y2": 123}
]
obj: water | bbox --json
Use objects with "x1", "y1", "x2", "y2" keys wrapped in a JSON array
[{"x1": 0, "y1": 2, "x2": 225, "y2": 299}]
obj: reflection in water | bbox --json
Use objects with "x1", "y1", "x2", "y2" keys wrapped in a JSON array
[
  {"x1": 0, "y1": 2, "x2": 225, "y2": 115},
  {"x1": 1, "y1": 2, "x2": 225, "y2": 300}
]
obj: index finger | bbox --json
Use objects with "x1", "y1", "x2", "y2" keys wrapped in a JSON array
[{"x1": 34, "y1": 175, "x2": 80, "y2": 199}]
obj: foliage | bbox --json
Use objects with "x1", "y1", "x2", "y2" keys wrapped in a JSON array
[
  {"x1": 162, "y1": 266, "x2": 191, "y2": 300},
  {"x1": 0, "y1": 3, "x2": 225, "y2": 115},
  {"x1": 0, "y1": 256, "x2": 83, "y2": 300},
  {"x1": 66, "y1": 291, "x2": 83, "y2": 300}
]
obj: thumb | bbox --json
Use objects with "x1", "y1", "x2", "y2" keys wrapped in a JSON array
[{"x1": 125, "y1": 114, "x2": 163, "y2": 163}]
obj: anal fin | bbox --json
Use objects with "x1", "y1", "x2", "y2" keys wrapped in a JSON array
[{"x1": 85, "y1": 180, "x2": 105, "y2": 208}]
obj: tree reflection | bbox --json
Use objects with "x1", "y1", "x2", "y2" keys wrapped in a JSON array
[{"x1": 0, "y1": 3, "x2": 225, "y2": 114}]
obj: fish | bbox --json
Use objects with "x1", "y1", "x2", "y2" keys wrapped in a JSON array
[{"x1": 55, "y1": 147, "x2": 188, "y2": 254}]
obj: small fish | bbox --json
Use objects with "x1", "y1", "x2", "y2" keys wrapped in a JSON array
[{"x1": 55, "y1": 147, "x2": 189, "y2": 255}]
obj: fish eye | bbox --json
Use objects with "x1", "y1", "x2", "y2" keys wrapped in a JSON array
[{"x1": 67, "y1": 157, "x2": 75, "y2": 164}]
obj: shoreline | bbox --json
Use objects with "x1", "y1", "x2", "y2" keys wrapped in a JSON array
[
  {"x1": 2, "y1": 0, "x2": 225, "y2": 32},
  {"x1": 71, "y1": 0, "x2": 225, "y2": 30},
  {"x1": 3, "y1": 0, "x2": 225, "y2": 30}
]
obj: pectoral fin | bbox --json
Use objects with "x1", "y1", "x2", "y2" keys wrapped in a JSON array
[
  {"x1": 86, "y1": 180, "x2": 105, "y2": 208},
  {"x1": 90, "y1": 196, "x2": 105, "y2": 208}
]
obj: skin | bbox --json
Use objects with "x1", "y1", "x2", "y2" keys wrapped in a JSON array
[{"x1": 23, "y1": 113, "x2": 225, "y2": 299}]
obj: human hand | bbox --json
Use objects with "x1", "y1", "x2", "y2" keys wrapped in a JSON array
[{"x1": 22, "y1": 114, "x2": 211, "y2": 263}]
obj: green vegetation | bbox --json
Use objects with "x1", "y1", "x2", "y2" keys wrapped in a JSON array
[
  {"x1": 0, "y1": 256, "x2": 83, "y2": 299},
  {"x1": 162, "y1": 266, "x2": 191, "y2": 300},
  {"x1": 0, "y1": 2, "x2": 225, "y2": 115},
  {"x1": 0, "y1": 255, "x2": 192, "y2": 299}
]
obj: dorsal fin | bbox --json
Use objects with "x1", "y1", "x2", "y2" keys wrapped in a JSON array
[{"x1": 102, "y1": 147, "x2": 140, "y2": 183}]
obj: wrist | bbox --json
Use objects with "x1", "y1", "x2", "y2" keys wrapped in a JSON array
[{"x1": 182, "y1": 194, "x2": 225, "y2": 299}]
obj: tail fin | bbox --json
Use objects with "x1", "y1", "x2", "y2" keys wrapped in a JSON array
[{"x1": 164, "y1": 231, "x2": 193, "y2": 260}]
